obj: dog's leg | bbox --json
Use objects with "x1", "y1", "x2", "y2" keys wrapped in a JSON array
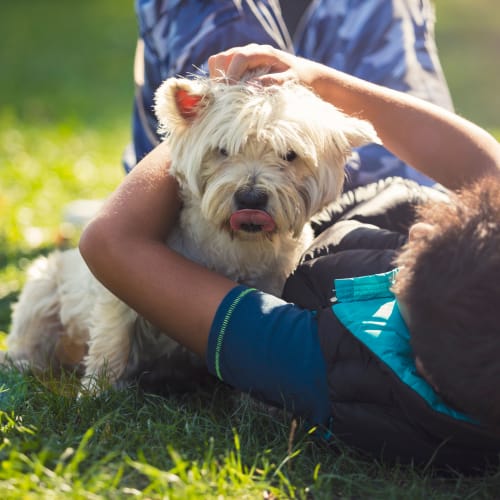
[
  {"x1": 81, "y1": 290, "x2": 137, "y2": 394},
  {"x1": 4, "y1": 249, "x2": 97, "y2": 376},
  {"x1": 4, "y1": 254, "x2": 67, "y2": 373}
]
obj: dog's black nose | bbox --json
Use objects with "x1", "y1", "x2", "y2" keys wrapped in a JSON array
[{"x1": 234, "y1": 188, "x2": 268, "y2": 210}]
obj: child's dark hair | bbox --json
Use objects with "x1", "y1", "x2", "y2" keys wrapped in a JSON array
[{"x1": 394, "y1": 175, "x2": 500, "y2": 429}]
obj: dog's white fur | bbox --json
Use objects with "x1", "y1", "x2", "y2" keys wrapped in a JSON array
[{"x1": 1, "y1": 76, "x2": 378, "y2": 392}]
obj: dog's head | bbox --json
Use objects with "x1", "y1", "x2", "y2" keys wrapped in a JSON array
[{"x1": 154, "y1": 76, "x2": 378, "y2": 239}]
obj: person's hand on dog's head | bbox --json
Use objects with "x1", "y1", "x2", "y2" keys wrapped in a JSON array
[{"x1": 208, "y1": 43, "x2": 302, "y2": 86}]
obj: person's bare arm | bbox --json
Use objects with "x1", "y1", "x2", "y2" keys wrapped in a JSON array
[
  {"x1": 209, "y1": 44, "x2": 500, "y2": 189},
  {"x1": 79, "y1": 141, "x2": 236, "y2": 357}
]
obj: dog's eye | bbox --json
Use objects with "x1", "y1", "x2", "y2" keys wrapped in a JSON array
[
  {"x1": 218, "y1": 147, "x2": 229, "y2": 157},
  {"x1": 283, "y1": 150, "x2": 297, "y2": 162}
]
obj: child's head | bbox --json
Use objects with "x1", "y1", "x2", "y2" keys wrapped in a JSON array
[{"x1": 393, "y1": 175, "x2": 500, "y2": 429}]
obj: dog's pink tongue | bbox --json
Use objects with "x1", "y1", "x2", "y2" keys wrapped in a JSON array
[{"x1": 230, "y1": 209, "x2": 276, "y2": 232}]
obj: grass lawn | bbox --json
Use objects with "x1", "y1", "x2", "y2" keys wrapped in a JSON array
[{"x1": 1, "y1": 2, "x2": 500, "y2": 498}]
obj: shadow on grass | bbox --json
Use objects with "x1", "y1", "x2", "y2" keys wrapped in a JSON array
[
  {"x1": 0, "y1": 243, "x2": 56, "y2": 266},
  {"x1": 0, "y1": 242, "x2": 60, "y2": 332},
  {"x1": 0, "y1": 291, "x2": 18, "y2": 331}
]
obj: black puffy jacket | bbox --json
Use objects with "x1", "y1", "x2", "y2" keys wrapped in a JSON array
[{"x1": 283, "y1": 178, "x2": 500, "y2": 473}]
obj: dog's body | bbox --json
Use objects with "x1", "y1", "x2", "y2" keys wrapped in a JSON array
[{"x1": 2, "y1": 76, "x2": 378, "y2": 392}]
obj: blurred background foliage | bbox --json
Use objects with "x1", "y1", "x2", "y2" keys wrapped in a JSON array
[
  {"x1": 435, "y1": 0, "x2": 500, "y2": 131},
  {"x1": 0, "y1": 0, "x2": 499, "y2": 333}
]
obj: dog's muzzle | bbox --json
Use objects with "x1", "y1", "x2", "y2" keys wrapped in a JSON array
[{"x1": 230, "y1": 188, "x2": 276, "y2": 233}]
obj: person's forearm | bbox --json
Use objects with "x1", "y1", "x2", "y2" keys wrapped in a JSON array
[
  {"x1": 79, "y1": 142, "x2": 236, "y2": 357},
  {"x1": 309, "y1": 65, "x2": 500, "y2": 189}
]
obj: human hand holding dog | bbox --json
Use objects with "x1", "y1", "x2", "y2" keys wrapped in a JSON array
[{"x1": 209, "y1": 44, "x2": 500, "y2": 189}]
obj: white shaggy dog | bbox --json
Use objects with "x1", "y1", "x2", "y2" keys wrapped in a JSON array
[{"x1": 1, "y1": 76, "x2": 378, "y2": 393}]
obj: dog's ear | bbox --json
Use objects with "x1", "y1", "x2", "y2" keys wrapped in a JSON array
[
  {"x1": 174, "y1": 88, "x2": 204, "y2": 121},
  {"x1": 155, "y1": 78, "x2": 211, "y2": 135}
]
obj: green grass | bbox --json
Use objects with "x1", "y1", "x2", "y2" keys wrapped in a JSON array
[
  {"x1": 1, "y1": 1, "x2": 500, "y2": 498},
  {"x1": 2, "y1": 370, "x2": 499, "y2": 499}
]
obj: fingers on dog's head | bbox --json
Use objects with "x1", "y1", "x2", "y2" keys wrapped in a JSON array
[{"x1": 208, "y1": 44, "x2": 289, "y2": 84}]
